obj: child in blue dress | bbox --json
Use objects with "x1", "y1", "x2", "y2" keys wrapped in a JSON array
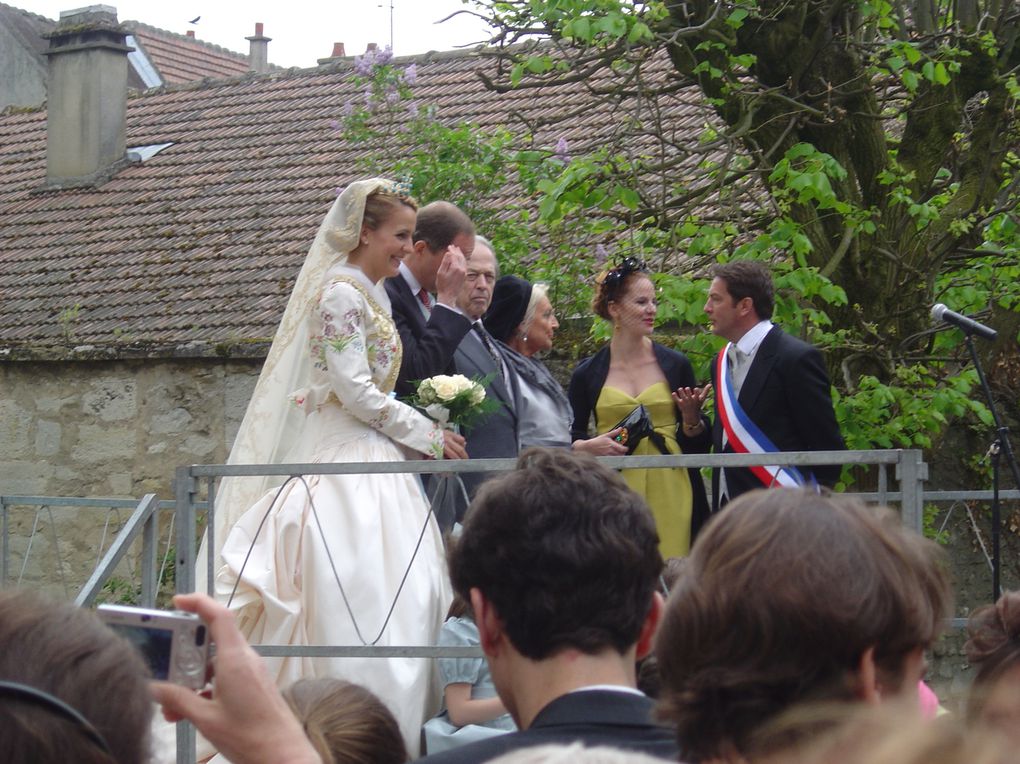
[{"x1": 423, "y1": 596, "x2": 516, "y2": 754}]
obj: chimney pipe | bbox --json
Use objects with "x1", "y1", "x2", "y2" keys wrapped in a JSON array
[
  {"x1": 186, "y1": 30, "x2": 194, "y2": 38},
  {"x1": 331, "y1": 42, "x2": 346, "y2": 57},
  {"x1": 246, "y1": 22, "x2": 271, "y2": 74},
  {"x1": 43, "y1": 5, "x2": 131, "y2": 185}
]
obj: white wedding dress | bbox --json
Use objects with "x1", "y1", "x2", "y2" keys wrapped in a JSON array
[{"x1": 215, "y1": 263, "x2": 451, "y2": 753}]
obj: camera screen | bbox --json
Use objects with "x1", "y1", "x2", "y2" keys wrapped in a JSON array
[{"x1": 108, "y1": 623, "x2": 173, "y2": 680}]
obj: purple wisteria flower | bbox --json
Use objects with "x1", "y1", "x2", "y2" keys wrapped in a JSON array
[
  {"x1": 354, "y1": 53, "x2": 374, "y2": 76},
  {"x1": 554, "y1": 137, "x2": 570, "y2": 162},
  {"x1": 376, "y1": 46, "x2": 393, "y2": 65},
  {"x1": 595, "y1": 244, "x2": 609, "y2": 260},
  {"x1": 328, "y1": 119, "x2": 340, "y2": 131},
  {"x1": 342, "y1": 100, "x2": 355, "y2": 116},
  {"x1": 385, "y1": 88, "x2": 400, "y2": 105},
  {"x1": 402, "y1": 63, "x2": 417, "y2": 85},
  {"x1": 406, "y1": 100, "x2": 420, "y2": 118},
  {"x1": 363, "y1": 85, "x2": 374, "y2": 105}
]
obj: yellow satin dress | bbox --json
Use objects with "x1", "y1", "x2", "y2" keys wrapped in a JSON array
[{"x1": 595, "y1": 382, "x2": 693, "y2": 557}]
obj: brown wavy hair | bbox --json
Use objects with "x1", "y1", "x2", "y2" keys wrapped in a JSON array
[
  {"x1": 362, "y1": 187, "x2": 418, "y2": 232},
  {"x1": 591, "y1": 257, "x2": 650, "y2": 320},
  {"x1": 283, "y1": 678, "x2": 408, "y2": 764},
  {"x1": 0, "y1": 590, "x2": 153, "y2": 764},
  {"x1": 965, "y1": 590, "x2": 1020, "y2": 722},
  {"x1": 655, "y1": 489, "x2": 951, "y2": 761}
]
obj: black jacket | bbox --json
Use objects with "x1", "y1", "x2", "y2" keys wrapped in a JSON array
[{"x1": 568, "y1": 342, "x2": 712, "y2": 541}]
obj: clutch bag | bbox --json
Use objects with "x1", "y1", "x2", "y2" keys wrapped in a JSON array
[{"x1": 610, "y1": 404, "x2": 655, "y2": 455}]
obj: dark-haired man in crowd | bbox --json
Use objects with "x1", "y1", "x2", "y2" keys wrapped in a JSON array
[
  {"x1": 705, "y1": 260, "x2": 845, "y2": 508},
  {"x1": 386, "y1": 200, "x2": 475, "y2": 398},
  {"x1": 419, "y1": 448, "x2": 678, "y2": 763}
]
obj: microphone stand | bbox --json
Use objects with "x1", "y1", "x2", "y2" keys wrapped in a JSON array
[{"x1": 963, "y1": 332, "x2": 1020, "y2": 602}]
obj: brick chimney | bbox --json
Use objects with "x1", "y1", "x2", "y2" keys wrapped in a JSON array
[
  {"x1": 43, "y1": 5, "x2": 131, "y2": 185},
  {"x1": 317, "y1": 42, "x2": 347, "y2": 65},
  {"x1": 246, "y1": 22, "x2": 271, "y2": 74}
]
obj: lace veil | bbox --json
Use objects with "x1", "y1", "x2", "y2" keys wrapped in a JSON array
[{"x1": 197, "y1": 178, "x2": 397, "y2": 592}]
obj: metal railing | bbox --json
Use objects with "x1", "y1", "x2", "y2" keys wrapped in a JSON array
[{"x1": 1, "y1": 494, "x2": 166, "y2": 604}]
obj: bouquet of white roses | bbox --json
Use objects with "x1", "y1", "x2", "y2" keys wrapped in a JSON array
[{"x1": 411, "y1": 373, "x2": 498, "y2": 432}]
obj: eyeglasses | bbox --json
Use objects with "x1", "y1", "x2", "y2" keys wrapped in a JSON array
[{"x1": 601, "y1": 257, "x2": 648, "y2": 296}]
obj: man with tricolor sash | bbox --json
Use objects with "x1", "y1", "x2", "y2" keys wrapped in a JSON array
[{"x1": 705, "y1": 261, "x2": 845, "y2": 509}]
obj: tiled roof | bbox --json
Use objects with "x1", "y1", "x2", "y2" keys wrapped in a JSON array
[
  {"x1": 0, "y1": 48, "x2": 718, "y2": 358},
  {"x1": 0, "y1": 2, "x2": 49, "y2": 59},
  {"x1": 122, "y1": 21, "x2": 255, "y2": 85}
]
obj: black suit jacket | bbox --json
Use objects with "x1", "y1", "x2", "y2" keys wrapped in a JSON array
[
  {"x1": 419, "y1": 690, "x2": 680, "y2": 763},
  {"x1": 568, "y1": 342, "x2": 712, "y2": 541},
  {"x1": 454, "y1": 328, "x2": 520, "y2": 503},
  {"x1": 710, "y1": 325, "x2": 845, "y2": 509},
  {"x1": 385, "y1": 274, "x2": 472, "y2": 398}
]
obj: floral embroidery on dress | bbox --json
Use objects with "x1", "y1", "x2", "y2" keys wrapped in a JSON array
[
  {"x1": 311, "y1": 305, "x2": 363, "y2": 370},
  {"x1": 426, "y1": 425, "x2": 444, "y2": 460}
]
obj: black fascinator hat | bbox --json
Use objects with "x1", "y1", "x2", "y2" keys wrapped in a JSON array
[{"x1": 484, "y1": 275, "x2": 533, "y2": 343}]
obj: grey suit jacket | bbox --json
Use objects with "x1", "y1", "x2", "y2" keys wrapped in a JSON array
[{"x1": 454, "y1": 327, "x2": 520, "y2": 502}]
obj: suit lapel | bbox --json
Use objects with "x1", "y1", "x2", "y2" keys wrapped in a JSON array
[
  {"x1": 390, "y1": 275, "x2": 427, "y2": 333},
  {"x1": 459, "y1": 333, "x2": 517, "y2": 417},
  {"x1": 737, "y1": 326, "x2": 780, "y2": 412}
]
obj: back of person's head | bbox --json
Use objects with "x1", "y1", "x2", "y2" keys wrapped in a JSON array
[
  {"x1": 283, "y1": 678, "x2": 408, "y2": 764},
  {"x1": 0, "y1": 590, "x2": 152, "y2": 764},
  {"x1": 710, "y1": 260, "x2": 775, "y2": 320},
  {"x1": 965, "y1": 590, "x2": 1020, "y2": 731},
  {"x1": 789, "y1": 703, "x2": 1011, "y2": 764},
  {"x1": 488, "y1": 742, "x2": 673, "y2": 763},
  {"x1": 655, "y1": 489, "x2": 950, "y2": 761},
  {"x1": 413, "y1": 201, "x2": 474, "y2": 252},
  {"x1": 449, "y1": 447, "x2": 663, "y2": 660}
]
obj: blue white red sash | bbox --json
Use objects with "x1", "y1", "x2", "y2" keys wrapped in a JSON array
[{"x1": 715, "y1": 344, "x2": 809, "y2": 489}]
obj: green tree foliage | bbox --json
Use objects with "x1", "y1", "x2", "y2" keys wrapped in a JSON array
[{"x1": 338, "y1": 4, "x2": 1018, "y2": 453}]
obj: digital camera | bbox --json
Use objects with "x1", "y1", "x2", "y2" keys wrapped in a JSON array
[{"x1": 97, "y1": 604, "x2": 210, "y2": 689}]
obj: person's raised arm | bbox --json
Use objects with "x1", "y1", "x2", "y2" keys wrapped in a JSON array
[{"x1": 150, "y1": 593, "x2": 321, "y2": 764}]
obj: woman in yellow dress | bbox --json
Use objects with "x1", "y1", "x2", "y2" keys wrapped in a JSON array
[{"x1": 569, "y1": 258, "x2": 711, "y2": 556}]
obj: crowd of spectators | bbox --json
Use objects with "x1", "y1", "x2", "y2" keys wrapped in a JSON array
[{"x1": 1, "y1": 448, "x2": 1017, "y2": 763}]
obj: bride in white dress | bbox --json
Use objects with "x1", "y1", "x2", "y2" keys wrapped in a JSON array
[{"x1": 201, "y1": 179, "x2": 464, "y2": 754}]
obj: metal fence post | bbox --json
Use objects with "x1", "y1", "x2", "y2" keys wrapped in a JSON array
[
  {"x1": 173, "y1": 467, "x2": 198, "y2": 764},
  {"x1": 174, "y1": 466, "x2": 197, "y2": 595},
  {"x1": 897, "y1": 449, "x2": 928, "y2": 535},
  {"x1": 140, "y1": 505, "x2": 160, "y2": 607},
  {"x1": 1, "y1": 497, "x2": 8, "y2": 588}
]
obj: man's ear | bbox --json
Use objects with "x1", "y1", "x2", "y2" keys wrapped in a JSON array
[
  {"x1": 854, "y1": 646, "x2": 882, "y2": 705},
  {"x1": 635, "y1": 591, "x2": 664, "y2": 661},
  {"x1": 470, "y1": 588, "x2": 504, "y2": 658},
  {"x1": 411, "y1": 239, "x2": 428, "y2": 258}
]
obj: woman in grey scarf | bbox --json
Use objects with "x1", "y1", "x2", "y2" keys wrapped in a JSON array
[{"x1": 483, "y1": 276, "x2": 574, "y2": 448}]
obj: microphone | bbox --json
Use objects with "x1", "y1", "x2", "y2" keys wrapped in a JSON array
[{"x1": 931, "y1": 303, "x2": 998, "y2": 341}]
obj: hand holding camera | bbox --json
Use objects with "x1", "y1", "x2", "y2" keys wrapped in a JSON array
[
  {"x1": 98, "y1": 604, "x2": 210, "y2": 690},
  {"x1": 145, "y1": 593, "x2": 321, "y2": 764}
]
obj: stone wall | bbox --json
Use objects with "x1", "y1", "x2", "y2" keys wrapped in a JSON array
[{"x1": 0, "y1": 358, "x2": 261, "y2": 593}]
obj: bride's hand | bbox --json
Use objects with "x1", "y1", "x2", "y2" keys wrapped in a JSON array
[{"x1": 442, "y1": 429, "x2": 468, "y2": 460}]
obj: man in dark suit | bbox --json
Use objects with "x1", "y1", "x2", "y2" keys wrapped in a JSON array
[
  {"x1": 386, "y1": 201, "x2": 475, "y2": 398},
  {"x1": 451, "y1": 237, "x2": 519, "y2": 503},
  {"x1": 705, "y1": 260, "x2": 845, "y2": 509},
  {"x1": 419, "y1": 449, "x2": 678, "y2": 763}
]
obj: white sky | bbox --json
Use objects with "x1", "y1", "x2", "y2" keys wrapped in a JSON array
[{"x1": 15, "y1": 1, "x2": 494, "y2": 68}]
